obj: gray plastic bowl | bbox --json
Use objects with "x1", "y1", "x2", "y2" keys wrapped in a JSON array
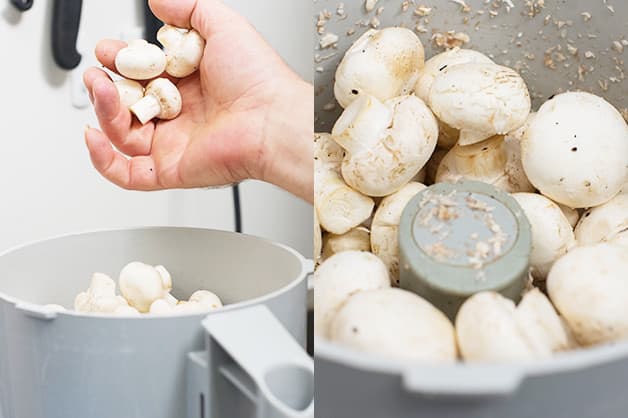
[
  {"x1": 314, "y1": 0, "x2": 628, "y2": 417},
  {"x1": 0, "y1": 227, "x2": 313, "y2": 418}
]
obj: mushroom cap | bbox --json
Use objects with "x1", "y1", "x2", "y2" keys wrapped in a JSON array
[
  {"x1": 414, "y1": 47, "x2": 493, "y2": 103},
  {"x1": 456, "y1": 290, "x2": 571, "y2": 362},
  {"x1": 436, "y1": 119, "x2": 460, "y2": 149},
  {"x1": 315, "y1": 134, "x2": 375, "y2": 234},
  {"x1": 456, "y1": 292, "x2": 536, "y2": 362},
  {"x1": 516, "y1": 288, "x2": 574, "y2": 353},
  {"x1": 435, "y1": 134, "x2": 534, "y2": 193},
  {"x1": 335, "y1": 94, "x2": 438, "y2": 196},
  {"x1": 313, "y1": 251, "x2": 390, "y2": 338},
  {"x1": 512, "y1": 193, "x2": 575, "y2": 279},
  {"x1": 329, "y1": 288, "x2": 457, "y2": 362},
  {"x1": 144, "y1": 78, "x2": 182, "y2": 120},
  {"x1": 575, "y1": 194, "x2": 628, "y2": 246},
  {"x1": 429, "y1": 63, "x2": 531, "y2": 145},
  {"x1": 115, "y1": 39, "x2": 167, "y2": 80},
  {"x1": 321, "y1": 227, "x2": 370, "y2": 261},
  {"x1": 119, "y1": 262, "x2": 170, "y2": 313},
  {"x1": 189, "y1": 290, "x2": 223, "y2": 310},
  {"x1": 157, "y1": 25, "x2": 205, "y2": 78},
  {"x1": 314, "y1": 133, "x2": 345, "y2": 167},
  {"x1": 314, "y1": 211, "x2": 323, "y2": 261},
  {"x1": 521, "y1": 92, "x2": 628, "y2": 208},
  {"x1": 114, "y1": 78, "x2": 144, "y2": 108},
  {"x1": 334, "y1": 27, "x2": 425, "y2": 108},
  {"x1": 547, "y1": 243, "x2": 628, "y2": 346},
  {"x1": 371, "y1": 182, "x2": 426, "y2": 284}
]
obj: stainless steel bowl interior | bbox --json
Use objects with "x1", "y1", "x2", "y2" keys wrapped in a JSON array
[{"x1": 314, "y1": 0, "x2": 627, "y2": 131}]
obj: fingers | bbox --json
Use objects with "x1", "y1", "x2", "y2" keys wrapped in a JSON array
[
  {"x1": 149, "y1": 0, "x2": 244, "y2": 38},
  {"x1": 94, "y1": 39, "x2": 127, "y2": 73},
  {"x1": 84, "y1": 67, "x2": 154, "y2": 156},
  {"x1": 85, "y1": 127, "x2": 161, "y2": 191}
]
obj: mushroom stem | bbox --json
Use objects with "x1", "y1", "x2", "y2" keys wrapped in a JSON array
[{"x1": 130, "y1": 95, "x2": 162, "y2": 124}]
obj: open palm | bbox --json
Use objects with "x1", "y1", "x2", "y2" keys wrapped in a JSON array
[{"x1": 84, "y1": 0, "x2": 312, "y2": 201}]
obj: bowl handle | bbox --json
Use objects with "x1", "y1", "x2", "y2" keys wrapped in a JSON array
[{"x1": 187, "y1": 305, "x2": 314, "y2": 418}]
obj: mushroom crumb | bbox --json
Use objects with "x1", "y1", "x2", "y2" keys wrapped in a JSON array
[
  {"x1": 426, "y1": 242, "x2": 458, "y2": 261},
  {"x1": 450, "y1": 0, "x2": 471, "y2": 13},
  {"x1": 364, "y1": 0, "x2": 379, "y2": 12},
  {"x1": 414, "y1": 5, "x2": 432, "y2": 17},
  {"x1": 432, "y1": 31, "x2": 471, "y2": 49},
  {"x1": 320, "y1": 33, "x2": 340, "y2": 49}
]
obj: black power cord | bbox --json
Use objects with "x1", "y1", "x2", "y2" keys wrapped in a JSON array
[{"x1": 232, "y1": 184, "x2": 242, "y2": 233}]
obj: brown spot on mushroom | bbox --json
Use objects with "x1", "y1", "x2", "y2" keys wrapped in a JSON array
[{"x1": 584, "y1": 180, "x2": 592, "y2": 187}]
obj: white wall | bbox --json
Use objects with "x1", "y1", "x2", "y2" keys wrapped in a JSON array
[{"x1": 0, "y1": 0, "x2": 312, "y2": 257}]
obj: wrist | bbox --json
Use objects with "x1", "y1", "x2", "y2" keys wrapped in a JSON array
[{"x1": 256, "y1": 79, "x2": 314, "y2": 203}]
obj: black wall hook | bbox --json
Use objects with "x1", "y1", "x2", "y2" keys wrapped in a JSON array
[
  {"x1": 51, "y1": 0, "x2": 83, "y2": 70},
  {"x1": 11, "y1": 0, "x2": 34, "y2": 11}
]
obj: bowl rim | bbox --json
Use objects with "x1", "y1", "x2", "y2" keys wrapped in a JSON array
[
  {"x1": 0, "y1": 226, "x2": 311, "y2": 320},
  {"x1": 314, "y1": 336, "x2": 628, "y2": 380}
]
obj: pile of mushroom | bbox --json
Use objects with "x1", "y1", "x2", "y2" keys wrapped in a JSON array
[
  {"x1": 47, "y1": 261, "x2": 222, "y2": 316},
  {"x1": 112, "y1": 24, "x2": 206, "y2": 124},
  {"x1": 314, "y1": 25, "x2": 628, "y2": 364}
]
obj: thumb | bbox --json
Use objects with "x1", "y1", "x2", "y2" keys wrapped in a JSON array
[{"x1": 148, "y1": 0, "x2": 247, "y2": 39}]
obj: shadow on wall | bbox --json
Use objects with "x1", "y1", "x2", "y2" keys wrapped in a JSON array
[{"x1": 1, "y1": 2, "x2": 22, "y2": 25}]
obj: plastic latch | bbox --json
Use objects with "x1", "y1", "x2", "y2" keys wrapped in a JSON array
[
  {"x1": 14, "y1": 302, "x2": 59, "y2": 320},
  {"x1": 402, "y1": 364, "x2": 524, "y2": 398}
]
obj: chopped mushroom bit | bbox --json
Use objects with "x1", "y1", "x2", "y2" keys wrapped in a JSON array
[{"x1": 432, "y1": 31, "x2": 471, "y2": 49}]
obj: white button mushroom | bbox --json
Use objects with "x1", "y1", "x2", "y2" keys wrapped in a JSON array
[
  {"x1": 334, "y1": 27, "x2": 425, "y2": 108},
  {"x1": 456, "y1": 289, "x2": 573, "y2": 362},
  {"x1": 574, "y1": 194, "x2": 628, "y2": 246},
  {"x1": 314, "y1": 133, "x2": 374, "y2": 234},
  {"x1": 314, "y1": 251, "x2": 390, "y2": 338},
  {"x1": 130, "y1": 78, "x2": 182, "y2": 125},
  {"x1": 74, "y1": 273, "x2": 132, "y2": 314},
  {"x1": 329, "y1": 288, "x2": 457, "y2": 362},
  {"x1": 114, "y1": 78, "x2": 144, "y2": 109},
  {"x1": 416, "y1": 48, "x2": 494, "y2": 149},
  {"x1": 436, "y1": 134, "x2": 535, "y2": 193},
  {"x1": 511, "y1": 193, "x2": 576, "y2": 280},
  {"x1": 157, "y1": 24, "x2": 205, "y2": 78},
  {"x1": 189, "y1": 290, "x2": 223, "y2": 310},
  {"x1": 119, "y1": 262, "x2": 173, "y2": 313},
  {"x1": 547, "y1": 243, "x2": 628, "y2": 346},
  {"x1": 332, "y1": 94, "x2": 438, "y2": 196},
  {"x1": 314, "y1": 212, "x2": 323, "y2": 261},
  {"x1": 321, "y1": 227, "x2": 371, "y2": 261},
  {"x1": 521, "y1": 92, "x2": 628, "y2": 209},
  {"x1": 370, "y1": 182, "x2": 426, "y2": 284},
  {"x1": 414, "y1": 47, "x2": 494, "y2": 104},
  {"x1": 429, "y1": 63, "x2": 531, "y2": 146},
  {"x1": 115, "y1": 39, "x2": 167, "y2": 80}
]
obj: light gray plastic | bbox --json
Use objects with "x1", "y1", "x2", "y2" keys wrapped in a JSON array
[
  {"x1": 0, "y1": 227, "x2": 312, "y2": 418},
  {"x1": 399, "y1": 181, "x2": 531, "y2": 319},
  {"x1": 314, "y1": 0, "x2": 628, "y2": 417},
  {"x1": 188, "y1": 305, "x2": 314, "y2": 418}
]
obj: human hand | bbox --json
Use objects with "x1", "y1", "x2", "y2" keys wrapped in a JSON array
[{"x1": 83, "y1": 0, "x2": 313, "y2": 202}]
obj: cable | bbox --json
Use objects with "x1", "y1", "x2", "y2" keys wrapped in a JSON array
[{"x1": 232, "y1": 184, "x2": 242, "y2": 233}]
